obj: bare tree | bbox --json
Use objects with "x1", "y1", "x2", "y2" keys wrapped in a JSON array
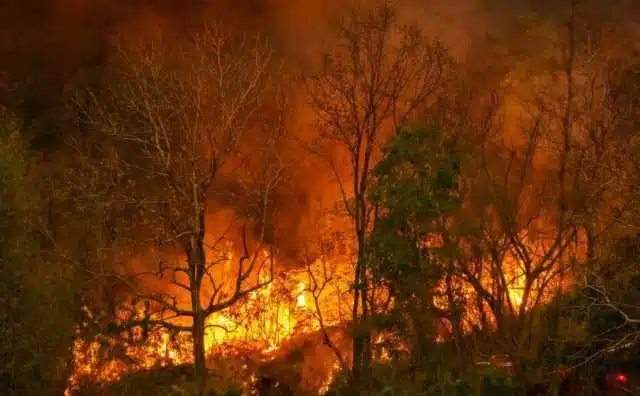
[
  {"x1": 434, "y1": 0, "x2": 640, "y2": 379},
  {"x1": 71, "y1": 22, "x2": 287, "y2": 394},
  {"x1": 585, "y1": 274, "x2": 640, "y2": 347},
  {"x1": 303, "y1": 2, "x2": 451, "y2": 390},
  {"x1": 449, "y1": 13, "x2": 584, "y2": 365},
  {"x1": 566, "y1": 5, "x2": 640, "y2": 367},
  {"x1": 300, "y1": 211, "x2": 354, "y2": 372}
]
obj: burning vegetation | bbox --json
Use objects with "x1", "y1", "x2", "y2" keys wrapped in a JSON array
[
  {"x1": 67, "y1": 252, "x2": 350, "y2": 394},
  {"x1": 2, "y1": 1, "x2": 640, "y2": 396}
]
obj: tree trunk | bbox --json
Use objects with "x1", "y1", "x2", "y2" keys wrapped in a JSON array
[
  {"x1": 189, "y1": 229, "x2": 207, "y2": 396},
  {"x1": 351, "y1": 257, "x2": 364, "y2": 395},
  {"x1": 193, "y1": 310, "x2": 206, "y2": 396},
  {"x1": 360, "y1": 278, "x2": 372, "y2": 391},
  {"x1": 352, "y1": 217, "x2": 371, "y2": 395}
]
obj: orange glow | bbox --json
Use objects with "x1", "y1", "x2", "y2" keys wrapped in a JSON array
[
  {"x1": 318, "y1": 361, "x2": 342, "y2": 395},
  {"x1": 66, "y1": 247, "x2": 354, "y2": 394},
  {"x1": 68, "y1": 233, "x2": 567, "y2": 394}
]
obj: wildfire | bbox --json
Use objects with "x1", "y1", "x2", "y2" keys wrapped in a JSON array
[
  {"x1": 66, "y1": 251, "x2": 352, "y2": 394},
  {"x1": 68, "y1": 234, "x2": 567, "y2": 395}
]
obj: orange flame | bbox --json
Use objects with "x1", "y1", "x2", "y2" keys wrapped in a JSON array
[
  {"x1": 68, "y1": 237, "x2": 566, "y2": 394},
  {"x1": 67, "y1": 251, "x2": 354, "y2": 394}
]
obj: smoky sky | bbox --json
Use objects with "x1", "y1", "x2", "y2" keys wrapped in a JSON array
[
  {"x1": 1, "y1": 0, "x2": 591, "y2": 94},
  {"x1": 2, "y1": 0, "x2": 637, "y2": 259},
  {"x1": 0, "y1": 0, "x2": 503, "y2": 75},
  {"x1": 0, "y1": 0, "x2": 494, "y2": 149}
]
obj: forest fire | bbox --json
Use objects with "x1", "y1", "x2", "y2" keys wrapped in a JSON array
[
  {"x1": 63, "y1": 4, "x2": 577, "y2": 394},
  {"x1": 4, "y1": 1, "x2": 638, "y2": 396},
  {"x1": 66, "y1": 252, "x2": 354, "y2": 394},
  {"x1": 67, "y1": 234, "x2": 565, "y2": 395}
]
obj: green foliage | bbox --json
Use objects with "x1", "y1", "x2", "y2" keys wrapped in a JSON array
[
  {"x1": 325, "y1": 359, "x2": 525, "y2": 396},
  {"x1": 479, "y1": 371, "x2": 519, "y2": 396},
  {"x1": 370, "y1": 126, "x2": 461, "y2": 219},
  {"x1": 365, "y1": 126, "x2": 463, "y2": 359},
  {"x1": 75, "y1": 366, "x2": 247, "y2": 396},
  {"x1": 75, "y1": 366, "x2": 194, "y2": 396},
  {"x1": 424, "y1": 378, "x2": 472, "y2": 396},
  {"x1": 0, "y1": 112, "x2": 30, "y2": 254},
  {"x1": 367, "y1": 126, "x2": 462, "y2": 292},
  {"x1": 0, "y1": 111, "x2": 76, "y2": 395}
]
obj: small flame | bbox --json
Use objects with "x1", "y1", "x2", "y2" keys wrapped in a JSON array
[{"x1": 319, "y1": 361, "x2": 341, "y2": 395}]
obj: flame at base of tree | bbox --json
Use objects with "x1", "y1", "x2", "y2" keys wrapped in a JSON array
[
  {"x1": 67, "y1": 243, "x2": 570, "y2": 395},
  {"x1": 66, "y1": 256, "x2": 352, "y2": 395}
]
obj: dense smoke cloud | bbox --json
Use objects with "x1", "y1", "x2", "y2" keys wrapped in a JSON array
[
  {"x1": 0, "y1": 0, "x2": 574, "y2": 255},
  {"x1": 0, "y1": 0, "x2": 490, "y2": 84},
  {"x1": 2, "y1": 0, "x2": 636, "y2": 260}
]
